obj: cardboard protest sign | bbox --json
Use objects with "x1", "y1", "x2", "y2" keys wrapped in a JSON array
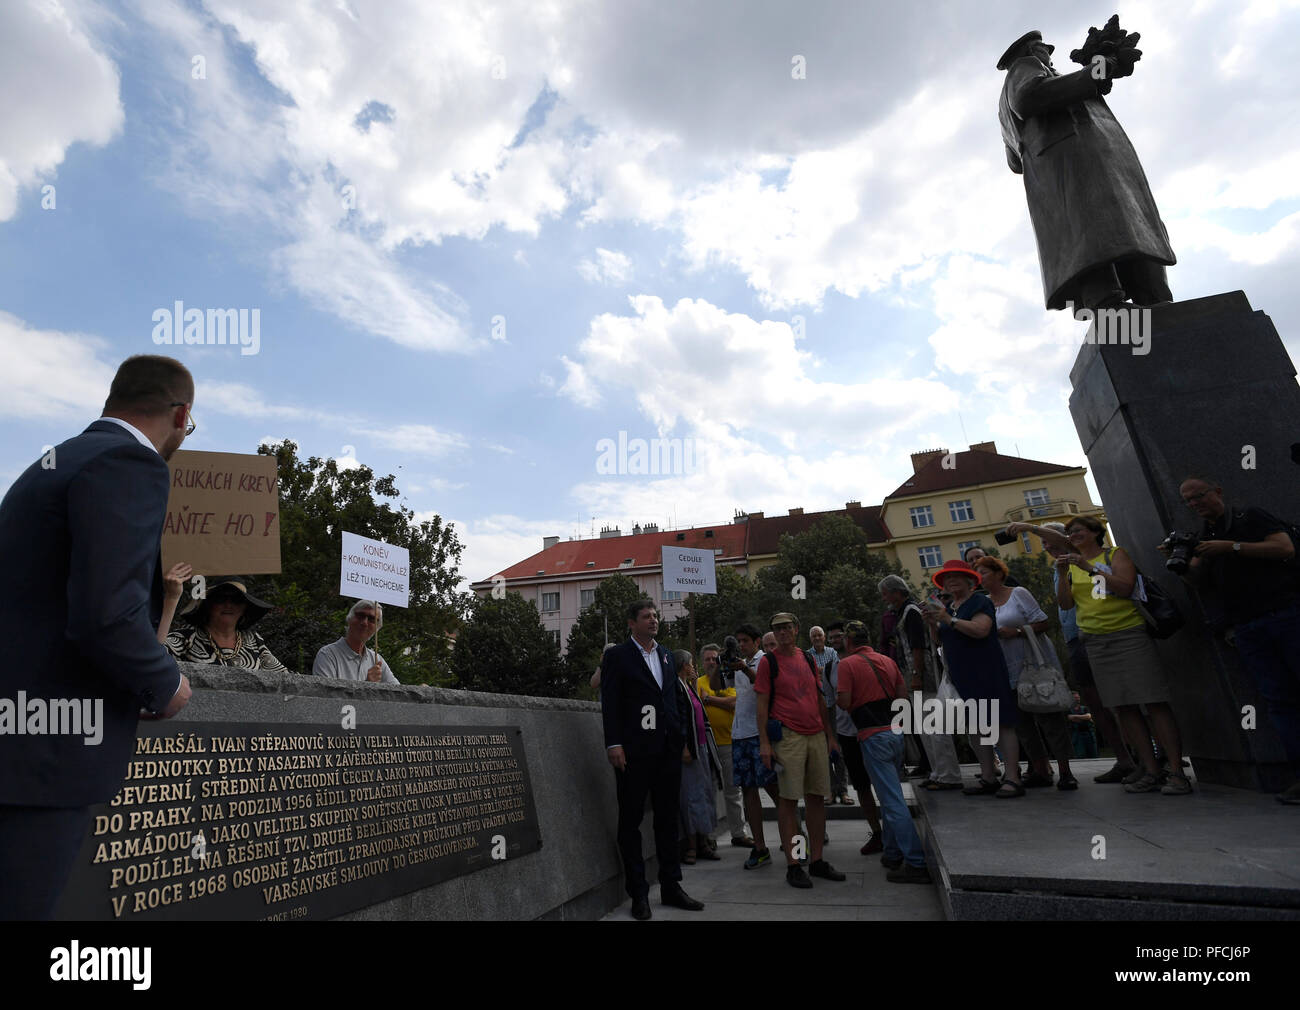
[
  {"x1": 340, "y1": 531, "x2": 410, "y2": 608},
  {"x1": 160, "y1": 450, "x2": 281, "y2": 575},
  {"x1": 661, "y1": 545, "x2": 717, "y2": 595}
]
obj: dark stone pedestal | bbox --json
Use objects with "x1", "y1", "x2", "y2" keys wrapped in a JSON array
[{"x1": 1068, "y1": 291, "x2": 1300, "y2": 790}]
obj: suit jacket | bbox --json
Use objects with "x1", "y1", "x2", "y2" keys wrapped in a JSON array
[
  {"x1": 0, "y1": 420, "x2": 181, "y2": 807},
  {"x1": 600, "y1": 638, "x2": 684, "y2": 760}
]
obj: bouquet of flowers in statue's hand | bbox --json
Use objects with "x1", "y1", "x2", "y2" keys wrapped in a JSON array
[{"x1": 1070, "y1": 14, "x2": 1142, "y2": 80}]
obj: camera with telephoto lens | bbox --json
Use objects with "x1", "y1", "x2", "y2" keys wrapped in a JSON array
[
  {"x1": 718, "y1": 635, "x2": 741, "y2": 670},
  {"x1": 994, "y1": 526, "x2": 1018, "y2": 546},
  {"x1": 1163, "y1": 531, "x2": 1201, "y2": 575}
]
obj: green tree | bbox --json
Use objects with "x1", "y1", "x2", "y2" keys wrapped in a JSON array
[
  {"x1": 451, "y1": 591, "x2": 572, "y2": 697},
  {"x1": 201, "y1": 440, "x2": 468, "y2": 685},
  {"x1": 564, "y1": 573, "x2": 644, "y2": 699}
]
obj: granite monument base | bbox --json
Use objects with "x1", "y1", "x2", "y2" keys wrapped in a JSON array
[{"x1": 1068, "y1": 291, "x2": 1299, "y2": 790}]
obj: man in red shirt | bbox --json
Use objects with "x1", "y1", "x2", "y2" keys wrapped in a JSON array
[
  {"x1": 836, "y1": 621, "x2": 931, "y2": 883},
  {"x1": 756, "y1": 612, "x2": 847, "y2": 889}
]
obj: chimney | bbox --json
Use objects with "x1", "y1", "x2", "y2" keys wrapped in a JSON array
[
  {"x1": 788, "y1": 507, "x2": 803, "y2": 516},
  {"x1": 733, "y1": 510, "x2": 749, "y2": 524},
  {"x1": 632, "y1": 524, "x2": 642, "y2": 536},
  {"x1": 643, "y1": 522, "x2": 659, "y2": 533},
  {"x1": 910, "y1": 448, "x2": 948, "y2": 473},
  {"x1": 845, "y1": 500, "x2": 862, "y2": 510},
  {"x1": 542, "y1": 536, "x2": 559, "y2": 550},
  {"x1": 969, "y1": 441, "x2": 997, "y2": 454},
  {"x1": 599, "y1": 525, "x2": 622, "y2": 539}
]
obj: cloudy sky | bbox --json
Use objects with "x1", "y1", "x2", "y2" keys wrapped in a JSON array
[{"x1": 2, "y1": 0, "x2": 1297, "y2": 586}]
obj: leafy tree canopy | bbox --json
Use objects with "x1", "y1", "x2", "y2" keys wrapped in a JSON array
[{"x1": 451, "y1": 591, "x2": 573, "y2": 697}]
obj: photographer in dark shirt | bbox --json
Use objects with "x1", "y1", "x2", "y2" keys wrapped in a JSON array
[{"x1": 1166, "y1": 476, "x2": 1299, "y2": 804}]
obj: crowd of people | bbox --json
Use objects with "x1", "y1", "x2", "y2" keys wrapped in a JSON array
[{"x1": 598, "y1": 489, "x2": 1300, "y2": 917}]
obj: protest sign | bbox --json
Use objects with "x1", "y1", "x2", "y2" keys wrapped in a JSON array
[
  {"x1": 340, "y1": 532, "x2": 410, "y2": 608},
  {"x1": 661, "y1": 545, "x2": 717, "y2": 595},
  {"x1": 160, "y1": 450, "x2": 281, "y2": 575}
]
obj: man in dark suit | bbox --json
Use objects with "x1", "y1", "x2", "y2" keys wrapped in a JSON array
[
  {"x1": 600, "y1": 598, "x2": 704, "y2": 919},
  {"x1": 0, "y1": 355, "x2": 196, "y2": 919}
]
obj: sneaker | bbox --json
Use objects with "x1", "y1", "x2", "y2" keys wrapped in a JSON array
[
  {"x1": 1093, "y1": 764, "x2": 1135, "y2": 784},
  {"x1": 1123, "y1": 772, "x2": 1161, "y2": 793},
  {"x1": 886, "y1": 863, "x2": 932, "y2": 884},
  {"x1": 743, "y1": 847, "x2": 772, "y2": 870},
  {"x1": 1121, "y1": 768, "x2": 1146, "y2": 786},
  {"x1": 786, "y1": 864, "x2": 813, "y2": 889},
  {"x1": 880, "y1": 854, "x2": 903, "y2": 871},
  {"x1": 730, "y1": 836, "x2": 755, "y2": 848},
  {"x1": 809, "y1": 859, "x2": 846, "y2": 881},
  {"x1": 860, "y1": 836, "x2": 884, "y2": 856},
  {"x1": 1161, "y1": 774, "x2": 1192, "y2": 795}
]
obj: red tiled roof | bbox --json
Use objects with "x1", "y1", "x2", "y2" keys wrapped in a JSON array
[
  {"x1": 887, "y1": 449, "x2": 1079, "y2": 500},
  {"x1": 745, "y1": 504, "x2": 890, "y2": 556},
  {"x1": 485, "y1": 524, "x2": 748, "y2": 582}
]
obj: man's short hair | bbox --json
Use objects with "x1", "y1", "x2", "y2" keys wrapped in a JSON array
[
  {"x1": 878, "y1": 574, "x2": 909, "y2": 595},
  {"x1": 962, "y1": 545, "x2": 985, "y2": 562},
  {"x1": 735, "y1": 622, "x2": 762, "y2": 641},
  {"x1": 843, "y1": 620, "x2": 871, "y2": 646},
  {"x1": 824, "y1": 620, "x2": 845, "y2": 633},
  {"x1": 1179, "y1": 474, "x2": 1220, "y2": 489},
  {"x1": 700, "y1": 643, "x2": 721, "y2": 655},
  {"x1": 104, "y1": 355, "x2": 195, "y2": 415},
  {"x1": 627, "y1": 598, "x2": 656, "y2": 621},
  {"x1": 347, "y1": 599, "x2": 383, "y2": 630}
]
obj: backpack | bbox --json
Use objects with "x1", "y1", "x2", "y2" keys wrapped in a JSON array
[
  {"x1": 1104, "y1": 547, "x2": 1184, "y2": 639},
  {"x1": 760, "y1": 649, "x2": 821, "y2": 741}
]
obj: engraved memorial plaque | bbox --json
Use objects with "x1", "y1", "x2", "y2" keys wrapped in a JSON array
[{"x1": 55, "y1": 724, "x2": 542, "y2": 920}]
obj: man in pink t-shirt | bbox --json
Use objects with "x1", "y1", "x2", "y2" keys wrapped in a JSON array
[{"x1": 756, "y1": 612, "x2": 847, "y2": 889}]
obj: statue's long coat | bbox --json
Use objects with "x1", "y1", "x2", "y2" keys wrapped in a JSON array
[{"x1": 999, "y1": 57, "x2": 1175, "y2": 309}]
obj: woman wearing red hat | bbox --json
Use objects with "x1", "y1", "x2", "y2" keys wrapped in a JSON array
[{"x1": 923, "y1": 560, "x2": 1023, "y2": 797}]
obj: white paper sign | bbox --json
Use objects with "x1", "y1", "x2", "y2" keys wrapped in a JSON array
[
  {"x1": 661, "y1": 545, "x2": 717, "y2": 595},
  {"x1": 340, "y1": 531, "x2": 410, "y2": 608}
]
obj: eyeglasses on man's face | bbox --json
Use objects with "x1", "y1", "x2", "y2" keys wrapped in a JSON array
[{"x1": 169, "y1": 402, "x2": 196, "y2": 436}]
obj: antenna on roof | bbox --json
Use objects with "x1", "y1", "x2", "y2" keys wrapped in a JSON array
[{"x1": 958, "y1": 412, "x2": 970, "y2": 445}]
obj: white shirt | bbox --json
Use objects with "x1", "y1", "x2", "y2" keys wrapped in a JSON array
[
  {"x1": 732, "y1": 652, "x2": 762, "y2": 740},
  {"x1": 100, "y1": 416, "x2": 158, "y2": 454},
  {"x1": 636, "y1": 638, "x2": 664, "y2": 690}
]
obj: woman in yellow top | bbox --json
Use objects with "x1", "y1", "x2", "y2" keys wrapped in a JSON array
[{"x1": 1055, "y1": 516, "x2": 1190, "y2": 795}]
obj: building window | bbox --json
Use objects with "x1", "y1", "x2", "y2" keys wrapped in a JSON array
[
  {"x1": 1022, "y1": 533, "x2": 1034, "y2": 553},
  {"x1": 548, "y1": 630, "x2": 560, "y2": 646},
  {"x1": 948, "y1": 499, "x2": 974, "y2": 523},
  {"x1": 580, "y1": 589, "x2": 596, "y2": 608},
  {"x1": 957, "y1": 540, "x2": 981, "y2": 559},
  {"x1": 909, "y1": 505, "x2": 935, "y2": 528},
  {"x1": 918, "y1": 545, "x2": 943, "y2": 569},
  {"x1": 1024, "y1": 488, "x2": 1050, "y2": 517},
  {"x1": 662, "y1": 590, "x2": 683, "y2": 601},
  {"x1": 541, "y1": 592, "x2": 560, "y2": 612}
]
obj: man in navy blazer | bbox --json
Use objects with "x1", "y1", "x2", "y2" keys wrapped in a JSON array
[
  {"x1": 600, "y1": 598, "x2": 703, "y2": 919},
  {"x1": 0, "y1": 355, "x2": 195, "y2": 919}
]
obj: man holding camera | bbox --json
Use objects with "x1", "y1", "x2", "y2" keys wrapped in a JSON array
[{"x1": 1170, "y1": 477, "x2": 1300, "y2": 804}]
